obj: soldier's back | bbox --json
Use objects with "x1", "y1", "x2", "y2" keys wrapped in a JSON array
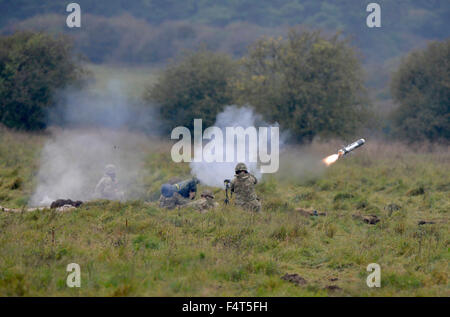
[
  {"x1": 232, "y1": 173, "x2": 258, "y2": 202},
  {"x1": 95, "y1": 176, "x2": 115, "y2": 199},
  {"x1": 231, "y1": 173, "x2": 261, "y2": 212}
]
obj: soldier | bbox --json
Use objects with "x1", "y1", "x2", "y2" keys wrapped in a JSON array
[
  {"x1": 183, "y1": 190, "x2": 219, "y2": 213},
  {"x1": 174, "y1": 177, "x2": 200, "y2": 200},
  {"x1": 159, "y1": 177, "x2": 200, "y2": 209},
  {"x1": 94, "y1": 164, "x2": 124, "y2": 200},
  {"x1": 230, "y1": 163, "x2": 261, "y2": 212}
]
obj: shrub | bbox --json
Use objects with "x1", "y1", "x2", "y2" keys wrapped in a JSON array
[
  {"x1": 390, "y1": 40, "x2": 450, "y2": 141},
  {"x1": 233, "y1": 30, "x2": 369, "y2": 142},
  {"x1": 145, "y1": 49, "x2": 237, "y2": 131},
  {"x1": 0, "y1": 32, "x2": 85, "y2": 130}
]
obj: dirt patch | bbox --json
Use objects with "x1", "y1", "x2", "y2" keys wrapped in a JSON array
[
  {"x1": 407, "y1": 186, "x2": 425, "y2": 196},
  {"x1": 9, "y1": 177, "x2": 23, "y2": 190},
  {"x1": 418, "y1": 220, "x2": 435, "y2": 225},
  {"x1": 281, "y1": 273, "x2": 307, "y2": 286},
  {"x1": 324, "y1": 285, "x2": 342, "y2": 291},
  {"x1": 50, "y1": 199, "x2": 83, "y2": 209},
  {"x1": 353, "y1": 213, "x2": 380, "y2": 224}
]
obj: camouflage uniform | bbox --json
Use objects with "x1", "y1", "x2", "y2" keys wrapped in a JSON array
[
  {"x1": 94, "y1": 164, "x2": 124, "y2": 200},
  {"x1": 159, "y1": 192, "x2": 190, "y2": 209},
  {"x1": 230, "y1": 163, "x2": 261, "y2": 212},
  {"x1": 183, "y1": 190, "x2": 219, "y2": 213}
]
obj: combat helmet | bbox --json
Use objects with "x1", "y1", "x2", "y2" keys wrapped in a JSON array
[
  {"x1": 105, "y1": 164, "x2": 116, "y2": 176},
  {"x1": 235, "y1": 162, "x2": 248, "y2": 174}
]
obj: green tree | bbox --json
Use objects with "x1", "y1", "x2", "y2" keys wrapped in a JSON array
[
  {"x1": 0, "y1": 32, "x2": 85, "y2": 130},
  {"x1": 390, "y1": 40, "x2": 450, "y2": 142},
  {"x1": 233, "y1": 30, "x2": 368, "y2": 142},
  {"x1": 146, "y1": 49, "x2": 237, "y2": 130}
]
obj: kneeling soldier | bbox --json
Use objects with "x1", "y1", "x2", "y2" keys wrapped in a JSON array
[{"x1": 230, "y1": 163, "x2": 261, "y2": 212}]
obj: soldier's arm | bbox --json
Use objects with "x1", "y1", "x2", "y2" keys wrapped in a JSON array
[
  {"x1": 251, "y1": 174, "x2": 258, "y2": 185},
  {"x1": 94, "y1": 178, "x2": 106, "y2": 196},
  {"x1": 230, "y1": 178, "x2": 236, "y2": 192}
]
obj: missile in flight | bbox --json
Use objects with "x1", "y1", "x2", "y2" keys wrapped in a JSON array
[
  {"x1": 322, "y1": 138, "x2": 366, "y2": 166},
  {"x1": 338, "y1": 138, "x2": 366, "y2": 157}
]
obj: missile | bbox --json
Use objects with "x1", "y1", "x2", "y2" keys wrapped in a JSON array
[
  {"x1": 322, "y1": 138, "x2": 366, "y2": 166},
  {"x1": 338, "y1": 138, "x2": 365, "y2": 157}
]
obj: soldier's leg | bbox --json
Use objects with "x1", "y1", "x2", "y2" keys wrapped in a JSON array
[
  {"x1": 158, "y1": 195, "x2": 165, "y2": 208},
  {"x1": 251, "y1": 200, "x2": 261, "y2": 212},
  {"x1": 241, "y1": 201, "x2": 254, "y2": 212}
]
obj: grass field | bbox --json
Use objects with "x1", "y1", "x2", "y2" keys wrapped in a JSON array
[{"x1": 0, "y1": 127, "x2": 448, "y2": 296}]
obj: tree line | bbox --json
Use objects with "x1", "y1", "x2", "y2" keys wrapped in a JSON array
[
  {"x1": 146, "y1": 30, "x2": 449, "y2": 143},
  {"x1": 0, "y1": 31, "x2": 448, "y2": 142},
  {"x1": 2, "y1": 0, "x2": 448, "y2": 65}
]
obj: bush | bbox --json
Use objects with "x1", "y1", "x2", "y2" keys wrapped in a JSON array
[
  {"x1": 145, "y1": 49, "x2": 237, "y2": 130},
  {"x1": 390, "y1": 40, "x2": 450, "y2": 142},
  {"x1": 0, "y1": 32, "x2": 85, "y2": 130},
  {"x1": 147, "y1": 31, "x2": 368, "y2": 140},
  {"x1": 233, "y1": 30, "x2": 368, "y2": 142}
]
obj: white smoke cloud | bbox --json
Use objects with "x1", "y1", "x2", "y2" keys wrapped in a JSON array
[
  {"x1": 51, "y1": 80, "x2": 162, "y2": 134},
  {"x1": 29, "y1": 80, "x2": 159, "y2": 206},
  {"x1": 276, "y1": 146, "x2": 327, "y2": 184},
  {"x1": 189, "y1": 105, "x2": 283, "y2": 188}
]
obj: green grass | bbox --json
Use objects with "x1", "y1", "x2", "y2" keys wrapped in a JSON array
[{"x1": 0, "y1": 129, "x2": 448, "y2": 296}]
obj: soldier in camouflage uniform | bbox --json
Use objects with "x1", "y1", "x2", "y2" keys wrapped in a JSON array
[
  {"x1": 230, "y1": 163, "x2": 261, "y2": 212},
  {"x1": 159, "y1": 177, "x2": 199, "y2": 209},
  {"x1": 159, "y1": 190, "x2": 190, "y2": 209},
  {"x1": 183, "y1": 190, "x2": 219, "y2": 213},
  {"x1": 94, "y1": 164, "x2": 124, "y2": 200}
]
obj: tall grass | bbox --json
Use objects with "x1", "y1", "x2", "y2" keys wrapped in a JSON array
[{"x1": 0, "y1": 130, "x2": 448, "y2": 296}]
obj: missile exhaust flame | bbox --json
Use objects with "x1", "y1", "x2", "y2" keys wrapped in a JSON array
[
  {"x1": 322, "y1": 153, "x2": 340, "y2": 166},
  {"x1": 322, "y1": 138, "x2": 366, "y2": 166}
]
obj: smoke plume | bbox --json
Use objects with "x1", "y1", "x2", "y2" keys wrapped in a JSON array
[
  {"x1": 190, "y1": 105, "x2": 282, "y2": 188},
  {"x1": 29, "y1": 80, "x2": 159, "y2": 206},
  {"x1": 276, "y1": 146, "x2": 327, "y2": 185}
]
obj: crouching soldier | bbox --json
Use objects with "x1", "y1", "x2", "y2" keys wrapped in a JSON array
[
  {"x1": 183, "y1": 190, "x2": 219, "y2": 213},
  {"x1": 159, "y1": 177, "x2": 199, "y2": 209},
  {"x1": 94, "y1": 164, "x2": 124, "y2": 200},
  {"x1": 230, "y1": 163, "x2": 261, "y2": 212}
]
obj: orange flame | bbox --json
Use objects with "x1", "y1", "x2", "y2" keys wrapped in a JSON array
[{"x1": 322, "y1": 153, "x2": 340, "y2": 166}]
